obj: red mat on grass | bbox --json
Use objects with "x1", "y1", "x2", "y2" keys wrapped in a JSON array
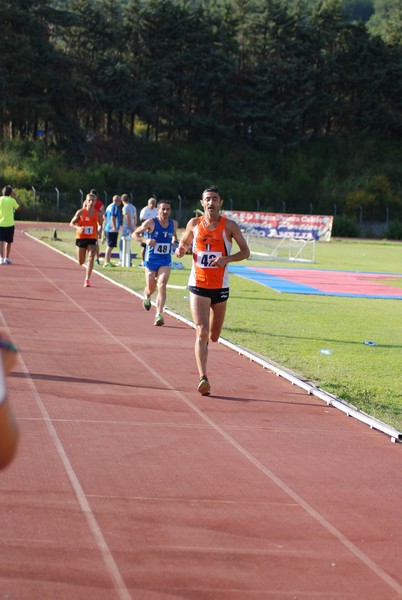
[{"x1": 230, "y1": 265, "x2": 402, "y2": 298}]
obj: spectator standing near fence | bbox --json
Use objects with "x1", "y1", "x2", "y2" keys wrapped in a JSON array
[
  {"x1": 175, "y1": 186, "x2": 250, "y2": 395},
  {"x1": 132, "y1": 200, "x2": 178, "y2": 326},
  {"x1": 138, "y1": 197, "x2": 158, "y2": 267},
  {"x1": 103, "y1": 195, "x2": 122, "y2": 267},
  {"x1": 119, "y1": 194, "x2": 137, "y2": 266},
  {"x1": 0, "y1": 185, "x2": 19, "y2": 265}
]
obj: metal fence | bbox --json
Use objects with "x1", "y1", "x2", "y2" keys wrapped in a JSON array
[
  {"x1": 15, "y1": 188, "x2": 400, "y2": 238},
  {"x1": 17, "y1": 188, "x2": 191, "y2": 225}
]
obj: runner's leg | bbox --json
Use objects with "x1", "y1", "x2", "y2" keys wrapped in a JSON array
[
  {"x1": 77, "y1": 246, "x2": 86, "y2": 266},
  {"x1": 209, "y1": 301, "x2": 227, "y2": 342},
  {"x1": 85, "y1": 244, "x2": 96, "y2": 280},
  {"x1": 189, "y1": 293, "x2": 211, "y2": 378},
  {"x1": 145, "y1": 268, "x2": 157, "y2": 300},
  {"x1": 155, "y1": 266, "x2": 171, "y2": 314}
]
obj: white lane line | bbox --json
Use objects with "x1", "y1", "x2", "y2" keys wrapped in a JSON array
[{"x1": 1, "y1": 331, "x2": 131, "y2": 596}]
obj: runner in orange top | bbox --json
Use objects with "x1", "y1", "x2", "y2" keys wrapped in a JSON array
[
  {"x1": 69, "y1": 193, "x2": 103, "y2": 287},
  {"x1": 188, "y1": 215, "x2": 231, "y2": 289},
  {"x1": 176, "y1": 186, "x2": 249, "y2": 395}
]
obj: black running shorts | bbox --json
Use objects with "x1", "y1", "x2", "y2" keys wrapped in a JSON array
[
  {"x1": 189, "y1": 286, "x2": 229, "y2": 305},
  {"x1": 76, "y1": 238, "x2": 97, "y2": 248}
]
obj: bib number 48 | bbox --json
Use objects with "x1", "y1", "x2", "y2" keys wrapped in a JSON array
[{"x1": 154, "y1": 243, "x2": 170, "y2": 255}]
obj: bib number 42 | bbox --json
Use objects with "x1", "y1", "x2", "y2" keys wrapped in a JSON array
[{"x1": 197, "y1": 251, "x2": 222, "y2": 268}]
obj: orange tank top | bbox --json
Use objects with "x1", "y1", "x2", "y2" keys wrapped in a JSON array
[
  {"x1": 76, "y1": 209, "x2": 99, "y2": 239},
  {"x1": 189, "y1": 216, "x2": 232, "y2": 289}
]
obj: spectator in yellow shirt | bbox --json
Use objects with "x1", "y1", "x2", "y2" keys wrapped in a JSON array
[{"x1": 0, "y1": 185, "x2": 19, "y2": 265}]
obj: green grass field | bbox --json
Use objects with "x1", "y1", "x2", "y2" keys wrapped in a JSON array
[{"x1": 27, "y1": 226, "x2": 402, "y2": 431}]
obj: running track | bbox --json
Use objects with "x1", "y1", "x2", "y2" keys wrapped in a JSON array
[{"x1": 1, "y1": 225, "x2": 402, "y2": 599}]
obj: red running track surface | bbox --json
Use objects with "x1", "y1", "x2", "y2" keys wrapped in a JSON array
[{"x1": 0, "y1": 225, "x2": 401, "y2": 599}]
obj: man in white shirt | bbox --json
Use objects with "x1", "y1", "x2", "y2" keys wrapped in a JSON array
[{"x1": 119, "y1": 194, "x2": 137, "y2": 266}]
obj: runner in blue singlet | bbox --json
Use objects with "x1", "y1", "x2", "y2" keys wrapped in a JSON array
[{"x1": 132, "y1": 200, "x2": 178, "y2": 326}]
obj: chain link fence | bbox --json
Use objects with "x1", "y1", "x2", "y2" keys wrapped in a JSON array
[
  {"x1": 16, "y1": 188, "x2": 194, "y2": 226},
  {"x1": 14, "y1": 187, "x2": 401, "y2": 239}
]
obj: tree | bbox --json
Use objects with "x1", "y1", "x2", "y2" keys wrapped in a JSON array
[
  {"x1": 341, "y1": 0, "x2": 374, "y2": 23},
  {"x1": 0, "y1": 0, "x2": 72, "y2": 141},
  {"x1": 228, "y1": 0, "x2": 318, "y2": 146},
  {"x1": 137, "y1": 0, "x2": 236, "y2": 141}
]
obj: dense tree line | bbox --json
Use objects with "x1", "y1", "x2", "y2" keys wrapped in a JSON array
[{"x1": 1, "y1": 0, "x2": 402, "y2": 158}]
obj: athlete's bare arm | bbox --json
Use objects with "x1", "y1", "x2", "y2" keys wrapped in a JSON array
[
  {"x1": 69, "y1": 209, "x2": 83, "y2": 228},
  {"x1": 96, "y1": 212, "x2": 103, "y2": 237},
  {"x1": 69, "y1": 209, "x2": 86, "y2": 235},
  {"x1": 132, "y1": 218, "x2": 156, "y2": 244},
  {"x1": 172, "y1": 219, "x2": 179, "y2": 243},
  {"x1": 175, "y1": 217, "x2": 197, "y2": 257}
]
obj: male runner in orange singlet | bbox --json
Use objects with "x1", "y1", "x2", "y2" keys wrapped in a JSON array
[
  {"x1": 176, "y1": 187, "x2": 250, "y2": 395},
  {"x1": 70, "y1": 193, "x2": 103, "y2": 287}
]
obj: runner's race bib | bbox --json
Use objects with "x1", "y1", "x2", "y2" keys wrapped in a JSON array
[
  {"x1": 83, "y1": 226, "x2": 94, "y2": 235},
  {"x1": 154, "y1": 243, "x2": 171, "y2": 255},
  {"x1": 197, "y1": 251, "x2": 222, "y2": 267}
]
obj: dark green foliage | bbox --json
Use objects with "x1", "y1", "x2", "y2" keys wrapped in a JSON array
[
  {"x1": 2, "y1": 0, "x2": 402, "y2": 234},
  {"x1": 3, "y1": 134, "x2": 402, "y2": 235},
  {"x1": 342, "y1": 0, "x2": 374, "y2": 22},
  {"x1": 332, "y1": 215, "x2": 360, "y2": 237},
  {"x1": 386, "y1": 220, "x2": 402, "y2": 240},
  {"x1": 2, "y1": 0, "x2": 402, "y2": 152}
]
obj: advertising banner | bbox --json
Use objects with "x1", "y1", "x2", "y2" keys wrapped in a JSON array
[{"x1": 222, "y1": 211, "x2": 333, "y2": 241}]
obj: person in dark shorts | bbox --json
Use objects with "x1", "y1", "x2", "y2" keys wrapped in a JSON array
[
  {"x1": 132, "y1": 200, "x2": 178, "y2": 326},
  {"x1": 176, "y1": 186, "x2": 249, "y2": 395},
  {"x1": 70, "y1": 193, "x2": 103, "y2": 287},
  {"x1": 103, "y1": 195, "x2": 122, "y2": 267},
  {"x1": 0, "y1": 185, "x2": 19, "y2": 265}
]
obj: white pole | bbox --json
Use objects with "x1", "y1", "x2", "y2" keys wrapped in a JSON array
[{"x1": 122, "y1": 237, "x2": 131, "y2": 267}]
